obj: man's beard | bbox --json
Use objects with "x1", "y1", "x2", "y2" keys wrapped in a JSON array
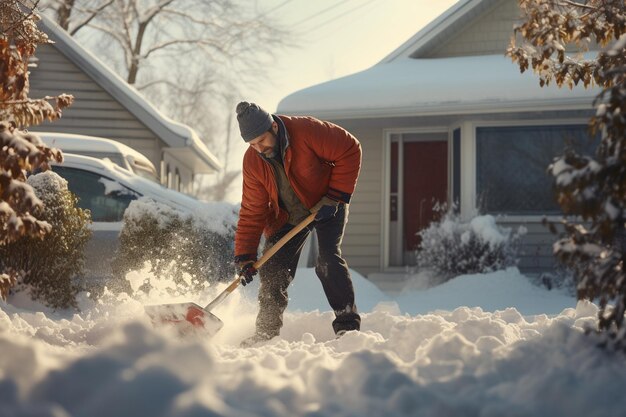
[{"x1": 262, "y1": 132, "x2": 278, "y2": 158}]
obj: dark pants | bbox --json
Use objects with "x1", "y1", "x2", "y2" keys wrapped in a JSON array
[{"x1": 255, "y1": 204, "x2": 361, "y2": 336}]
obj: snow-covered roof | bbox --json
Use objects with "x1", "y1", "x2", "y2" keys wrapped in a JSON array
[
  {"x1": 38, "y1": 15, "x2": 222, "y2": 174},
  {"x1": 277, "y1": 55, "x2": 599, "y2": 120}
]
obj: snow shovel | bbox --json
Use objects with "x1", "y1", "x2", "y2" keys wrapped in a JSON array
[{"x1": 145, "y1": 212, "x2": 317, "y2": 336}]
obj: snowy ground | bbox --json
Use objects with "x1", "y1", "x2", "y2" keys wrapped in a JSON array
[{"x1": 1, "y1": 267, "x2": 625, "y2": 417}]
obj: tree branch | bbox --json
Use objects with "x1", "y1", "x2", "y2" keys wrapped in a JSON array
[
  {"x1": 160, "y1": 8, "x2": 224, "y2": 27},
  {"x1": 141, "y1": 0, "x2": 176, "y2": 24},
  {"x1": 557, "y1": 0, "x2": 599, "y2": 11},
  {"x1": 69, "y1": 0, "x2": 114, "y2": 36},
  {"x1": 142, "y1": 38, "x2": 227, "y2": 59}
]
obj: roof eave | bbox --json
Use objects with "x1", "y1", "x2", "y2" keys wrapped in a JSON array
[{"x1": 279, "y1": 97, "x2": 596, "y2": 121}]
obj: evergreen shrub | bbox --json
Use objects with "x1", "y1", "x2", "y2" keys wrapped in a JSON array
[{"x1": 0, "y1": 171, "x2": 91, "y2": 308}]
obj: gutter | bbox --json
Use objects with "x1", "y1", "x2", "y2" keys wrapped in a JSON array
[{"x1": 279, "y1": 96, "x2": 596, "y2": 121}]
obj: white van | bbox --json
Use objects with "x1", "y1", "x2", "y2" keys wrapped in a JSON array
[{"x1": 37, "y1": 132, "x2": 159, "y2": 182}]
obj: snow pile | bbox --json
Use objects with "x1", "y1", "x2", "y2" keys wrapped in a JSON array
[
  {"x1": 396, "y1": 267, "x2": 575, "y2": 316},
  {"x1": 1, "y1": 267, "x2": 624, "y2": 417}
]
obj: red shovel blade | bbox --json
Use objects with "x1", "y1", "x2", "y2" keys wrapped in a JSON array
[{"x1": 144, "y1": 302, "x2": 224, "y2": 336}]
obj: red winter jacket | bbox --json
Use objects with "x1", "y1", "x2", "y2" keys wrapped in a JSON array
[{"x1": 235, "y1": 115, "x2": 361, "y2": 257}]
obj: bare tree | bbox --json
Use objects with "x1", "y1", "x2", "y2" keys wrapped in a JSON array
[
  {"x1": 39, "y1": 0, "x2": 289, "y2": 201},
  {"x1": 85, "y1": 0, "x2": 284, "y2": 87},
  {"x1": 95, "y1": 0, "x2": 287, "y2": 201}
]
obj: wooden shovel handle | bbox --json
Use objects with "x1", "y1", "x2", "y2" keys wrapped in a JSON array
[
  {"x1": 204, "y1": 212, "x2": 317, "y2": 311},
  {"x1": 253, "y1": 212, "x2": 317, "y2": 271}
]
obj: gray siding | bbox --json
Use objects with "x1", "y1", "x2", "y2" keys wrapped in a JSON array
[
  {"x1": 426, "y1": 0, "x2": 519, "y2": 58},
  {"x1": 28, "y1": 44, "x2": 164, "y2": 172},
  {"x1": 333, "y1": 119, "x2": 566, "y2": 281},
  {"x1": 342, "y1": 126, "x2": 384, "y2": 276},
  {"x1": 420, "y1": 0, "x2": 597, "y2": 59},
  {"x1": 499, "y1": 219, "x2": 560, "y2": 275}
]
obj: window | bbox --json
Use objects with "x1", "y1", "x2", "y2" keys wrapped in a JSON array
[
  {"x1": 476, "y1": 124, "x2": 598, "y2": 215},
  {"x1": 52, "y1": 167, "x2": 140, "y2": 222}
]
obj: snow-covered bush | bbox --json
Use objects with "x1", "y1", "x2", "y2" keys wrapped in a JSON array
[
  {"x1": 111, "y1": 198, "x2": 238, "y2": 295},
  {"x1": 0, "y1": 171, "x2": 91, "y2": 308},
  {"x1": 416, "y1": 209, "x2": 523, "y2": 285}
]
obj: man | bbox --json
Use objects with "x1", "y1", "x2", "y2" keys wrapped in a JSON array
[{"x1": 234, "y1": 101, "x2": 362, "y2": 347}]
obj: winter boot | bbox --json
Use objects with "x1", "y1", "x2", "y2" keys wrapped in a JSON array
[
  {"x1": 239, "y1": 332, "x2": 276, "y2": 348},
  {"x1": 332, "y1": 307, "x2": 361, "y2": 336}
]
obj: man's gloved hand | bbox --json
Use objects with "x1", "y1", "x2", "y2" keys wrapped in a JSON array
[
  {"x1": 235, "y1": 255, "x2": 257, "y2": 286},
  {"x1": 312, "y1": 196, "x2": 339, "y2": 222}
]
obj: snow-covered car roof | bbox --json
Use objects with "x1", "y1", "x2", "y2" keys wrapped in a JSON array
[
  {"x1": 54, "y1": 153, "x2": 205, "y2": 214},
  {"x1": 37, "y1": 131, "x2": 157, "y2": 174}
]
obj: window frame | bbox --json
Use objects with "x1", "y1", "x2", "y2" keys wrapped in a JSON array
[
  {"x1": 470, "y1": 118, "x2": 593, "y2": 222},
  {"x1": 382, "y1": 126, "x2": 451, "y2": 271}
]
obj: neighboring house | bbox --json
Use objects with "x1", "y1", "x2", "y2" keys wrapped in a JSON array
[
  {"x1": 28, "y1": 15, "x2": 221, "y2": 194},
  {"x1": 277, "y1": 0, "x2": 601, "y2": 284}
]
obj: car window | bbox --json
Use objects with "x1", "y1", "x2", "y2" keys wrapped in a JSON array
[{"x1": 52, "y1": 166, "x2": 140, "y2": 222}]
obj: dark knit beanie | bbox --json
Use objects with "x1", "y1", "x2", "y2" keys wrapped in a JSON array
[{"x1": 236, "y1": 101, "x2": 273, "y2": 142}]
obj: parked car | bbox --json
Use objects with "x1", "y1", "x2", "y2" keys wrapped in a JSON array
[
  {"x1": 37, "y1": 132, "x2": 159, "y2": 183},
  {"x1": 48, "y1": 153, "x2": 208, "y2": 289}
]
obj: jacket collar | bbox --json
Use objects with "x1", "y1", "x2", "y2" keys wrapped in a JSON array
[{"x1": 273, "y1": 115, "x2": 290, "y2": 160}]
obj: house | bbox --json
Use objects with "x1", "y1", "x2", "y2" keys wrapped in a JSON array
[
  {"x1": 28, "y1": 15, "x2": 221, "y2": 194},
  {"x1": 277, "y1": 0, "x2": 600, "y2": 286}
]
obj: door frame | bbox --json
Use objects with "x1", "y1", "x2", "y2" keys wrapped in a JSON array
[{"x1": 381, "y1": 127, "x2": 451, "y2": 271}]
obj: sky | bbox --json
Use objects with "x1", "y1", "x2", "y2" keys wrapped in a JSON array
[{"x1": 240, "y1": 0, "x2": 458, "y2": 112}]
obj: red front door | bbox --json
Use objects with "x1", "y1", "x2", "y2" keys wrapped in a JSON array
[
  {"x1": 389, "y1": 137, "x2": 448, "y2": 266},
  {"x1": 403, "y1": 141, "x2": 448, "y2": 251}
]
